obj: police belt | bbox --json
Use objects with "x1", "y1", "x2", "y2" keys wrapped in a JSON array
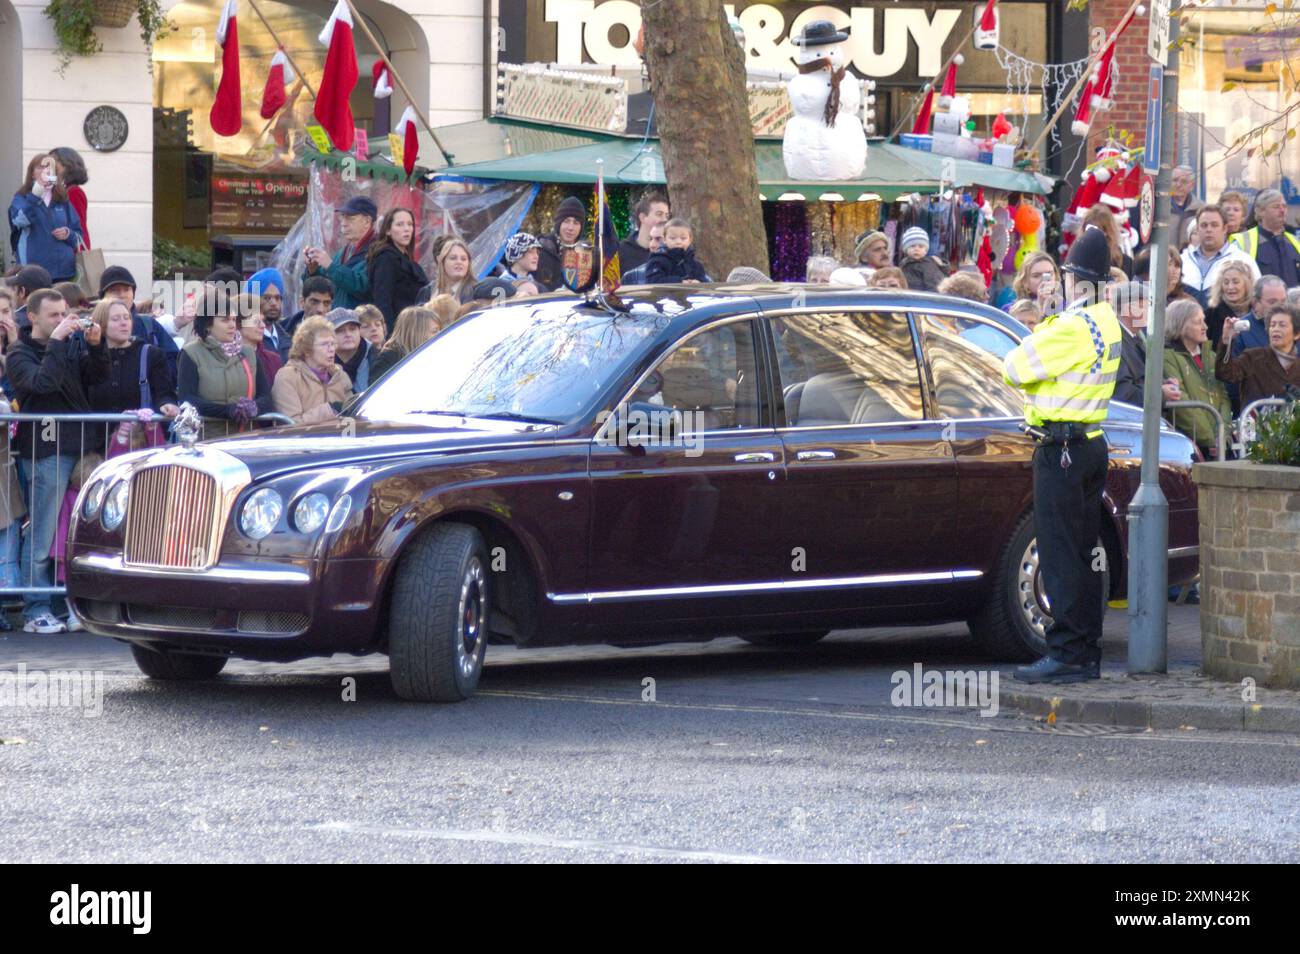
[{"x1": 1020, "y1": 421, "x2": 1102, "y2": 445}]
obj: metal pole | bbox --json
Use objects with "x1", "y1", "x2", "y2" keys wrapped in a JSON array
[{"x1": 1128, "y1": 7, "x2": 1180, "y2": 675}]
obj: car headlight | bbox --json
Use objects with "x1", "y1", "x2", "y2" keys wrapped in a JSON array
[
  {"x1": 102, "y1": 479, "x2": 130, "y2": 531},
  {"x1": 82, "y1": 479, "x2": 106, "y2": 521},
  {"x1": 240, "y1": 488, "x2": 283, "y2": 539},
  {"x1": 292, "y1": 493, "x2": 331, "y2": 534}
]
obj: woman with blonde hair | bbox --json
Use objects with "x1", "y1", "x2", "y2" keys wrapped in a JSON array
[
  {"x1": 1008, "y1": 251, "x2": 1060, "y2": 316},
  {"x1": 272, "y1": 315, "x2": 354, "y2": 424},
  {"x1": 1204, "y1": 259, "x2": 1254, "y2": 347},
  {"x1": 370, "y1": 306, "x2": 443, "y2": 383},
  {"x1": 435, "y1": 238, "x2": 475, "y2": 303}
]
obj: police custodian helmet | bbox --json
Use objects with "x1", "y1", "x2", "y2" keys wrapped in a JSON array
[{"x1": 1062, "y1": 225, "x2": 1112, "y2": 285}]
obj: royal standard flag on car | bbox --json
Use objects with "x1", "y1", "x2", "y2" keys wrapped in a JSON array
[{"x1": 596, "y1": 166, "x2": 621, "y2": 293}]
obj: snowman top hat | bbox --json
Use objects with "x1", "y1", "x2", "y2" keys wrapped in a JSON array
[{"x1": 794, "y1": 20, "x2": 850, "y2": 48}]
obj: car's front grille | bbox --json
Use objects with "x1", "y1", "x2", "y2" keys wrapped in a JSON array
[
  {"x1": 236, "y1": 610, "x2": 310, "y2": 635},
  {"x1": 124, "y1": 465, "x2": 220, "y2": 569},
  {"x1": 126, "y1": 604, "x2": 219, "y2": 630}
]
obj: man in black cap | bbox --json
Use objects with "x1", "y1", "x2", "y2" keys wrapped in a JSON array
[
  {"x1": 98, "y1": 265, "x2": 181, "y2": 382},
  {"x1": 1001, "y1": 225, "x2": 1122, "y2": 684},
  {"x1": 9, "y1": 264, "x2": 52, "y2": 330},
  {"x1": 535, "y1": 195, "x2": 593, "y2": 292},
  {"x1": 327, "y1": 307, "x2": 375, "y2": 391},
  {"x1": 304, "y1": 196, "x2": 377, "y2": 309}
]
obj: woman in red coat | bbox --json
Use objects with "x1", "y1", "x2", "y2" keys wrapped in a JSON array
[{"x1": 50, "y1": 147, "x2": 90, "y2": 249}]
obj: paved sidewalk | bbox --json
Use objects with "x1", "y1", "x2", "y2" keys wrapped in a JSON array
[{"x1": 1002, "y1": 602, "x2": 1300, "y2": 734}]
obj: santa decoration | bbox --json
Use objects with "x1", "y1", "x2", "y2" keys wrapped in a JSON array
[
  {"x1": 974, "y1": 0, "x2": 1000, "y2": 52},
  {"x1": 1060, "y1": 144, "x2": 1141, "y2": 257},
  {"x1": 209, "y1": 0, "x2": 242, "y2": 137},
  {"x1": 1070, "y1": 6, "x2": 1145, "y2": 138},
  {"x1": 782, "y1": 20, "x2": 867, "y2": 180},
  {"x1": 259, "y1": 50, "x2": 294, "y2": 120},
  {"x1": 315, "y1": 0, "x2": 359, "y2": 151},
  {"x1": 911, "y1": 84, "x2": 935, "y2": 135},
  {"x1": 938, "y1": 55, "x2": 963, "y2": 109},
  {"x1": 372, "y1": 60, "x2": 393, "y2": 100},
  {"x1": 394, "y1": 106, "x2": 419, "y2": 175}
]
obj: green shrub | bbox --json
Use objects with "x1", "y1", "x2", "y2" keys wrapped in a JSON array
[
  {"x1": 153, "y1": 235, "x2": 210, "y2": 281},
  {"x1": 1248, "y1": 401, "x2": 1300, "y2": 466}
]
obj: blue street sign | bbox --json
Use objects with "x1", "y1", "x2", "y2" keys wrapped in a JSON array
[{"x1": 1144, "y1": 65, "x2": 1162, "y2": 175}]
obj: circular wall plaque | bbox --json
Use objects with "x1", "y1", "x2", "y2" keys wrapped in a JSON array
[{"x1": 83, "y1": 106, "x2": 129, "y2": 152}]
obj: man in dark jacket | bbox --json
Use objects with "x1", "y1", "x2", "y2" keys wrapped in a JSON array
[
  {"x1": 617, "y1": 192, "x2": 670, "y2": 275},
  {"x1": 10, "y1": 263, "x2": 52, "y2": 330},
  {"x1": 304, "y1": 196, "x2": 376, "y2": 308},
  {"x1": 278, "y1": 275, "x2": 335, "y2": 362},
  {"x1": 1110, "y1": 281, "x2": 1181, "y2": 408},
  {"x1": 6, "y1": 289, "x2": 107, "y2": 633},
  {"x1": 535, "y1": 196, "x2": 593, "y2": 292},
  {"x1": 98, "y1": 265, "x2": 181, "y2": 384}
]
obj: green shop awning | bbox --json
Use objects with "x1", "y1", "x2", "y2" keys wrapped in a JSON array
[{"x1": 433, "y1": 134, "x2": 1051, "y2": 200}]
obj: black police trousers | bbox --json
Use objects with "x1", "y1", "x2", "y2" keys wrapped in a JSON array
[{"x1": 1032, "y1": 434, "x2": 1109, "y2": 664}]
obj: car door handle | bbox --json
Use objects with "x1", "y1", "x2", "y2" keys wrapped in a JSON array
[
  {"x1": 734, "y1": 452, "x2": 777, "y2": 463},
  {"x1": 795, "y1": 450, "x2": 837, "y2": 461}
]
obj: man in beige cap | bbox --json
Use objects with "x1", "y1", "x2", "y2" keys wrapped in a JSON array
[{"x1": 855, "y1": 230, "x2": 892, "y2": 270}]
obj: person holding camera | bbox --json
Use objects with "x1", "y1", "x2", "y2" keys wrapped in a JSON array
[
  {"x1": 5, "y1": 289, "x2": 108, "y2": 633},
  {"x1": 8, "y1": 154, "x2": 81, "y2": 283},
  {"x1": 1216, "y1": 302, "x2": 1300, "y2": 409}
]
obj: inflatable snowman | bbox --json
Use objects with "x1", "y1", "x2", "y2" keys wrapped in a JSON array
[{"x1": 782, "y1": 20, "x2": 866, "y2": 181}]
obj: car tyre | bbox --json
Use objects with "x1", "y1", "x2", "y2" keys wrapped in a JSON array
[
  {"x1": 130, "y1": 643, "x2": 228, "y2": 680},
  {"x1": 739, "y1": 630, "x2": 830, "y2": 648},
  {"x1": 389, "y1": 523, "x2": 489, "y2": 703},
  {"x1": 968, "y1": 512, "x2": 1108, "y2": 662}
]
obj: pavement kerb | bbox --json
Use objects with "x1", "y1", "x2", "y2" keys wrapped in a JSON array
[{"x1": 999, "y1": 676, "x2": 1300, "y2": 735}]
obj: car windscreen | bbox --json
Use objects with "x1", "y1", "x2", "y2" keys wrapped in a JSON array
[{"x1": 354, "y1": 300, "x2": 672, "y2": 424}]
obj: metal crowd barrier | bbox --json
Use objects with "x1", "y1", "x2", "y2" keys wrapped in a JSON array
[
  {"x1": 0, "y1": 410, "x2": 291, "y2": 604},
  {"x1": 1164, "y1": 400, "x2": 1228, "y2": 463},
  {"x1": 1237, "y1": 398, "x2": 1289, "y2": 454}
]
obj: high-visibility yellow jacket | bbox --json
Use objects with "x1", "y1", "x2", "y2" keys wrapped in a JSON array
[
  {"x1": 1002, "y1": 300, "x2": 1123, "y2": 435},
  {"x1": 1230, "y1": 226, "x2": 1300, "y2": 258}
]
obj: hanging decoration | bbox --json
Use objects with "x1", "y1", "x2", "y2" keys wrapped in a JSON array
[
  {"x1": 394, "y1": 106, "x2": 419, "y2": 176},
  {"x1": 209, "y1": 0, "x2": 242, "y2": 137},
  {"x1": 1070, "y1": 6, "x2": 1146, "y2": 139},
  {"x1": 259, "y1": 50, "x2": 293, "y2": 120},
  {"x1": 315, "y1": 0, "x2": 359, "y2": 151},
  {"x1": 766, "y1": 201, "x2": 811, "y2": 282},
  {"x1": 372, "y1": 60, "x2": 393, "y2": 99},
  {"x1": 911, "y1": 84, "x2": 935, "y2": 135},
  {"x1": 993, "y1": 45, "x2": 1091, "y2": 166},
  {"x1": 974, "y1": 0, "x2": 1000, "y2": 51}
]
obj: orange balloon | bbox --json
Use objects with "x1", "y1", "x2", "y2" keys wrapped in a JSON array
[{"x1": 1013, "y1": 204, "x2": 1043, "y2": 235}]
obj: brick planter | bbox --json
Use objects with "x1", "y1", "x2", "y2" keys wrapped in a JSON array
[{"x1": 1193, "y1": 461, "x2": 1300, "y2": 688}]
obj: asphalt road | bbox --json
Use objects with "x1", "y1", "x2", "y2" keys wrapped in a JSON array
[{"x1": 2, "y1": 606, "x2": 1297, "y2": 863}]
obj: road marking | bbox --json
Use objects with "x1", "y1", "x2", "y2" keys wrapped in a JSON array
[{"x1": 307, "y1": 821, "x2": 793, "y2": 863}]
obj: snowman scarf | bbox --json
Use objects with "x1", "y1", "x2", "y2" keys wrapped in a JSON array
[{"x1": 797, "y1": 57, "x2": 846, "y2": 127}]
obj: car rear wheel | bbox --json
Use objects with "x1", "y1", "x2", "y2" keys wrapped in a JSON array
[
  {"x1": 130, "y1": 644, "x2": 228, "y2": 680},
  {"x1": 968, "y1": 513, "x2": 1109, "y2": 661},
  {"x1": 388, "y1": 523, "x2": 489, "y2": 703},
  {"x1": 739, "y1": 630, "x2": 830, "y2": 647}
]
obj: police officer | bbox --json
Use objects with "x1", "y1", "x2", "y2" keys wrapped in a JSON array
[{"x1": 1003, "y1": 226, "x2": 1122, "y2": 684}]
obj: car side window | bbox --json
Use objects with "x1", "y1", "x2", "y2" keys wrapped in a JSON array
[
  {"x1": 919, "y1": 313, "x2": 1024, "y2": 419},
  {"x1": 633, "y1": 320, "x2": 761, "y2": 432},
  {"x1": 771, "y1": 312, "x2": 924, "y2": 426}
]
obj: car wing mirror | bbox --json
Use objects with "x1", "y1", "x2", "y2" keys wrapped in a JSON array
[{"x1": 601, "y1": 400, "x2": 683, "y2": 452}]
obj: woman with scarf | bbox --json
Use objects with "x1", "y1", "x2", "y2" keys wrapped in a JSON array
[
  {"x1": 272, "y1": 315, "x2": 354, "y2": 425},
  {"x1": 177, "y1": 290, "x2": 272, "y2": 439}
]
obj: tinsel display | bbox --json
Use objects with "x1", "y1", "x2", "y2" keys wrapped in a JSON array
[
  {"x1": 828, "y1": 201, "x2": 880, "y2": 265},
  {"x1": 520, "y1": 183, "x2": 635, "y2": 241},
  {"x1": 765, "y1": 201, "x2": 810, "y2": 281}
]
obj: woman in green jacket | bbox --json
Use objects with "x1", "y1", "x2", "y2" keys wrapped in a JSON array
[{"x1": 1161, "y1": 298, "x2": 1232, "y2": 460}]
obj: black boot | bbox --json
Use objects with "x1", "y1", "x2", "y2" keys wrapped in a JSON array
[{"x1": 1013, "y1": 656, "x2": 1100, "y2": 684}]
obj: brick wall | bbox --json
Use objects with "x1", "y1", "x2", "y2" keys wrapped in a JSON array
[
  {"x1": 1195, "y1": 462, "x2": 1300, "y2": 689},
  {"x1": 1087, "y1": 0, "x2": 1154, "y2": 154}
]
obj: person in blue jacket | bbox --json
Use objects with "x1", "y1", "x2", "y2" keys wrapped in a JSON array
[
  {"x1": 9, "y1": 154, "x2": 81, "y2": 282},
  {"x1": 302, "y1": 196, "x2": 376, "y2": 308}
]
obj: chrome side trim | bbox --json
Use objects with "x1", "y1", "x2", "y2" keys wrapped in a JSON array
[
  {"x1": 1167, "y1": 546, "x2": 1199, "y2": 559},
  {"x1": 548, "y1": 569, "x2": 983, "y2": 604},
  {"x1": 72, "y1": 552, "x2": 310, "y2": 584}
]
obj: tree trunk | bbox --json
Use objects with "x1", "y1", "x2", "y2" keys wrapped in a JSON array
[{"x1": 640, "y1": 1, "x2": 768, "y2": 279}]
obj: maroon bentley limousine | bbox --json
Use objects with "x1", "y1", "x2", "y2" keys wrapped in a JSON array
[{"x1": 67, "y1": 286, "x2": 1200, "y2": 702}]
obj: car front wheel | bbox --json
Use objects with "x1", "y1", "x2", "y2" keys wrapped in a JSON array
[
  {"x1": 130, "y1": 644, "x2": 228, "y2": 680},
  {"x1": 968, "y1": 513, "x2": 1109, "y2": 661},
  {"x1": 388, "y1": 523, "x2": 489, "y2": 703}
]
